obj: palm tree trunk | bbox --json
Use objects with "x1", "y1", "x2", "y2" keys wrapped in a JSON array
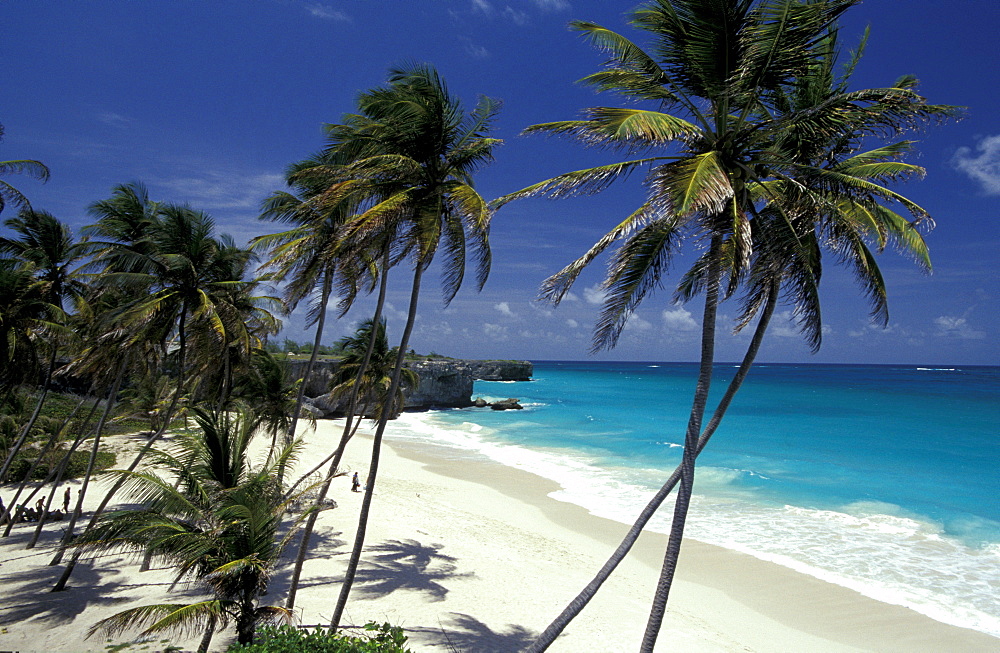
[
  {"x1": 330, "y1": 263, "x2": 423, "y2": 630},
  {"x1": 48, "y1": 361, "x2": 126, "y2": 567},
  {"x1": 25, "y1": 402, "x2": 104, "y2": 549},
  {"x1": 1, "y1": 394, "x2": 96, "y2": 536},
  {"x1": 197, "y1": 618, "x2": 216, "y2": 653},
  {"x1": 284, "y1": 274, "x2": 333, "y2": 449},
  {"x1": 0, "y1": 393, "x2": 88, "y2": 531},
  {"x1": 639, "y1": 237, "x2": 723, "y2": 652},
  {"x1": 285, "y1": 253, "x2": 390, "y2": 611},
  {"x1": 51, "y1": 318, "x2": 187, "y2": 588},
  {"x1": 524, "y1": 279, "x2": 778, "y2": 652},
  {"x1": 0, "y1": 344, "x2": 60, "y2": 483}
]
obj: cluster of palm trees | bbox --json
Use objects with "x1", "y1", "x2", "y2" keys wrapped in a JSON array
[
  {"x1": 0, "y1": 62, "x2": 499, "y2": 648},
  {"x1": 0, "y1": 0, "x2": 955, "y2": 650}
]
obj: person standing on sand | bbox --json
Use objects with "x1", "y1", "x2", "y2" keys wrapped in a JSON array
[
  {"x1": 351, "y1": 472, "x2": 361, "y2": 492},
  {"x1": 62, "y1": 487, "x2": 70, "y2": 513}
]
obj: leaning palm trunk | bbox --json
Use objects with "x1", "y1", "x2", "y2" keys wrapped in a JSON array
[
  {"x1": 48, "y1": 361, "x2": 127, "y2": 567},
  {"x1": 285, "y1": 255, "x2": 390, "y2": 611},
  {"x1": 1, "y1": 394, "x2": 96, "y2": 535},
  {"x1": 639, "y1": 240, "x2": 723, "y2": 652},
  {"x1": 525, "y1": 279, "x2": 778, "y2": 652},
  {"x1": 330, "y1": 264, "x2": 423, "y2": 630},
  {"x1": 0, "y1": 346, "x2": 60, "y2": 484},
  {"x1": 25, "y1": 398, "x2": 106, "y2": 548},
  {"x1": 52, "y1": 321, "x2": 188, "y2": 588},
  {"x1": 283, "y1": 275, "x2": 333, "y2": 451}
]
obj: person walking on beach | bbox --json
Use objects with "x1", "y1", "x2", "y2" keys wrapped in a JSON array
[
  {"x1": 62, "y1": 487, "x2": 70, "y2": 513},
  {"x1": 351, "y1": 472, "x2": 361, "y2": 493}
]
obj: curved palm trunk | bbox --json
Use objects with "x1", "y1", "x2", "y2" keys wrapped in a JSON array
[
  {"x1": 285, "y1": 253, "x2": 390, "y2": 611},
  {"x1": 0, "y1": 345, "x2": 60, "y2": 484},
  {"x1": 51, "y1": 319, "x2": 188, "y2": 588},
  {"x1": 639, "y1": 238, "x2": 723, "y2": 652},
  {"x1": 284, "y1": 274, "x2": 333, "y2": 450},
  {"x1": 525, "y1": 280, "x2": 778, "y2": 652},
  {"x1": 330, "y1": 263, "x2": 423, "y2": 630},
  {"x1": 1, "y1": 394, "x2": 96, "y2": 536},
  {"x1": 25, "y1": 398, "x2": 106, "y2": 549},
  {"x1": 48, "y1": 361, "x2": 127, "y2": 567}
]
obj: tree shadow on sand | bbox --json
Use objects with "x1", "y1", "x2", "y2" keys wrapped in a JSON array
[
  {"x1": 352, "y1": 538, "x2": 473, "y2": 602},
  {"x1": 409, "y1": 612, "x2": 537, "y2": 652},
  {"x1": 0, "y1": 561, "x2": 131, "y2": 627}
]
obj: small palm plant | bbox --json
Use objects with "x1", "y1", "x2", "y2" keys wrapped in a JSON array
[
  {"x1": 328, "y1": 318, "x2": 418, "y2": 421},
  {"x1": 74, "y1": 406, "x2": 312, "y2": 650}
]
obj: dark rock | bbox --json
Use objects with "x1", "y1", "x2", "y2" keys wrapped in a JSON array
[
  {"x1": 490, "y1": 398, "x2": 523, "y2": 411},
  {"x1": 474, "y1": 397, "x2": 488, "y2": 408},
  {"x1": 284, "y1": 357, "x2": 532, "y2": 415}
]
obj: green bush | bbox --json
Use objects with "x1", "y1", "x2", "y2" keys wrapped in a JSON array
[
  {"x1": 228, "y1": 623, "x2": 413, "y2": 653},
  {"x1": 7, "y1": 448, "x2": 116, "y2": 482}
]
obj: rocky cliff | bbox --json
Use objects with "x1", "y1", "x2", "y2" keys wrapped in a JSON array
[{"x1": 284, "y1": 358, "x2": 532, "y2": 416}]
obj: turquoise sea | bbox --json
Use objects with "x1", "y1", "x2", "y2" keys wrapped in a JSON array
[{"x1": 387, "y1": 362, "x2": 1000, "y2": 638}]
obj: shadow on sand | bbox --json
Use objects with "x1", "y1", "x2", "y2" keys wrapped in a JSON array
[
  {"x1": 352, "y1": 538, "x2": 473, "y2": 602},
  {"x1": 409, "y1": 612, "x2": 538, "y2": 652}
]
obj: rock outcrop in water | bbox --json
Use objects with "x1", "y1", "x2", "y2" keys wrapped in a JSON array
[{"x1": 284, "y1": 358, "x2": 532, "y2": 417}]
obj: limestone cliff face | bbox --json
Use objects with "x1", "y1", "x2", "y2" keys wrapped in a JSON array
[{"x1": 284, "y1": 358, "x2": 532, "y2": 416}]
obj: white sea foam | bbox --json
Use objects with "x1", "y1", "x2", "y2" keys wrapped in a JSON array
[{"x1": 385, "y1": 411, "x2": 1000, "y2": 639}]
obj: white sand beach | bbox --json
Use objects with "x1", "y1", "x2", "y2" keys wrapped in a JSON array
[{"x1": 0, "y1": 418, "x2": 996, "y2": 652}]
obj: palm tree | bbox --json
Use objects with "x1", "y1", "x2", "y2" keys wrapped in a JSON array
[
  {"x1": 0, "y1": 209, "x2": 87, "y2": 483},
  {"x1": 74, "y1": 406, "x2": 306, "y2": 649},
  {"x1": 328, "y1": 318, "x2": 418, "y2": 421},
  {"x1": 253, "y1": 153, "x2": 371, "y2": 446},
  {"x1": 52, "y1": 198, "x2": 270, "y2": 584},
  {"x1": 328, "y1": 64, "x2": 500, "y2": 630},
  {"x1": 493, "y1": 2, "x2": 956, "y2": 649},
  {"x1": 0, "y1": 124, "x2": 49, "y2": 216},
  {"x1": 0, "y1": 260, "x2": 55, "y2": 397}
]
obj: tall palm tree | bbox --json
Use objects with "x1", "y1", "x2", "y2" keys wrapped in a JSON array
[
  {"x1": 328, "y1": 64, "x2": 500, "y2": 630},
  {"x1": 0, "y1": 209, "x2": 87, "y2": 483},
  {"x1": 0, "y1": 124, "x2": 49, "y2": 216},
  {"x1": 74, "y1": 406, "x2": 306, "y2": 650},
  {"x1": 253, "y1": 153, "x2": 371, "y2": 446},
  {"x1": 493, "y1": 2, "x2": 956, "y2": 650}
]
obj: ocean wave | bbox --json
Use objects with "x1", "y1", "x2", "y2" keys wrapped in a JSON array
[{"x1": 384, "y1": 411, "x2": 1000, "y2": 638}]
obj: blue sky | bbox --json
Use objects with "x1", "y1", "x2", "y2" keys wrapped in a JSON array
[{"x1": 3, "y1": 0, "x2": 998, "y2": 365}]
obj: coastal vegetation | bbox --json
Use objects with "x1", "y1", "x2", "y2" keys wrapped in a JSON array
[{"x1": 0, "y1": 0, "x2": 958, "y2": 650}]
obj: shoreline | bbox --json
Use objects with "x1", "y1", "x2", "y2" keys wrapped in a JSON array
[
  {"x1": 0, "y1": 419, "x2": 996, "y2": 652},
  {"x1": 376, "y1": 424, "x2": 999, "y2": 652}
]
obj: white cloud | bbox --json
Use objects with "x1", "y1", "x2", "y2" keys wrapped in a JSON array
[
  {"x1": 305, "y1": 3, "x2": 350, "y2": 20},
  {"x1": 623, "y1": 312, "x2": 652, "y2": 332},
  {"x1": 494, "y1": 301, "x2": 515, "y2": 317},
  {"x1": 152, "y1": 170, "x2": 284, "y2": 211},
  {"x1": 471, "y1": 0, "x2": 492, "y2": 13},
  {"x1": 483, "y1": 322, "x2": 509, "y2": 340},
  {"x1": 532, "y1": 0, "x2": 570, "y2": 9},
  {"x1": 583, "y1": 284, "x2": 606, "y2": 305},
  {"x1": 662, "y1": 306, "x2": 698, "y2": 332},
  {"x1": 952, "y1": 134, "x2": 1000, "y2": 195},
  {"x1": 465, "y1": 41, "x2": 490, "y2": 58},
  {"x1": 933, "y1": 315, "x2": 985, "y2": 340},
  {"x1": 769, "y1": 310, "x2": 800, "y2": 338},
  {"x1": 502, "y1": 7, "x2": 529, "y2": 24},
  {"x1": 96, "y1": 111, "x2": 131, "y2": 128},
  {"x1": 566, "y1": 318, "x2": 579, "y2": 329},
  {"x1": 561, "y1": 292, "x2": 580, "y2": 303}
]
